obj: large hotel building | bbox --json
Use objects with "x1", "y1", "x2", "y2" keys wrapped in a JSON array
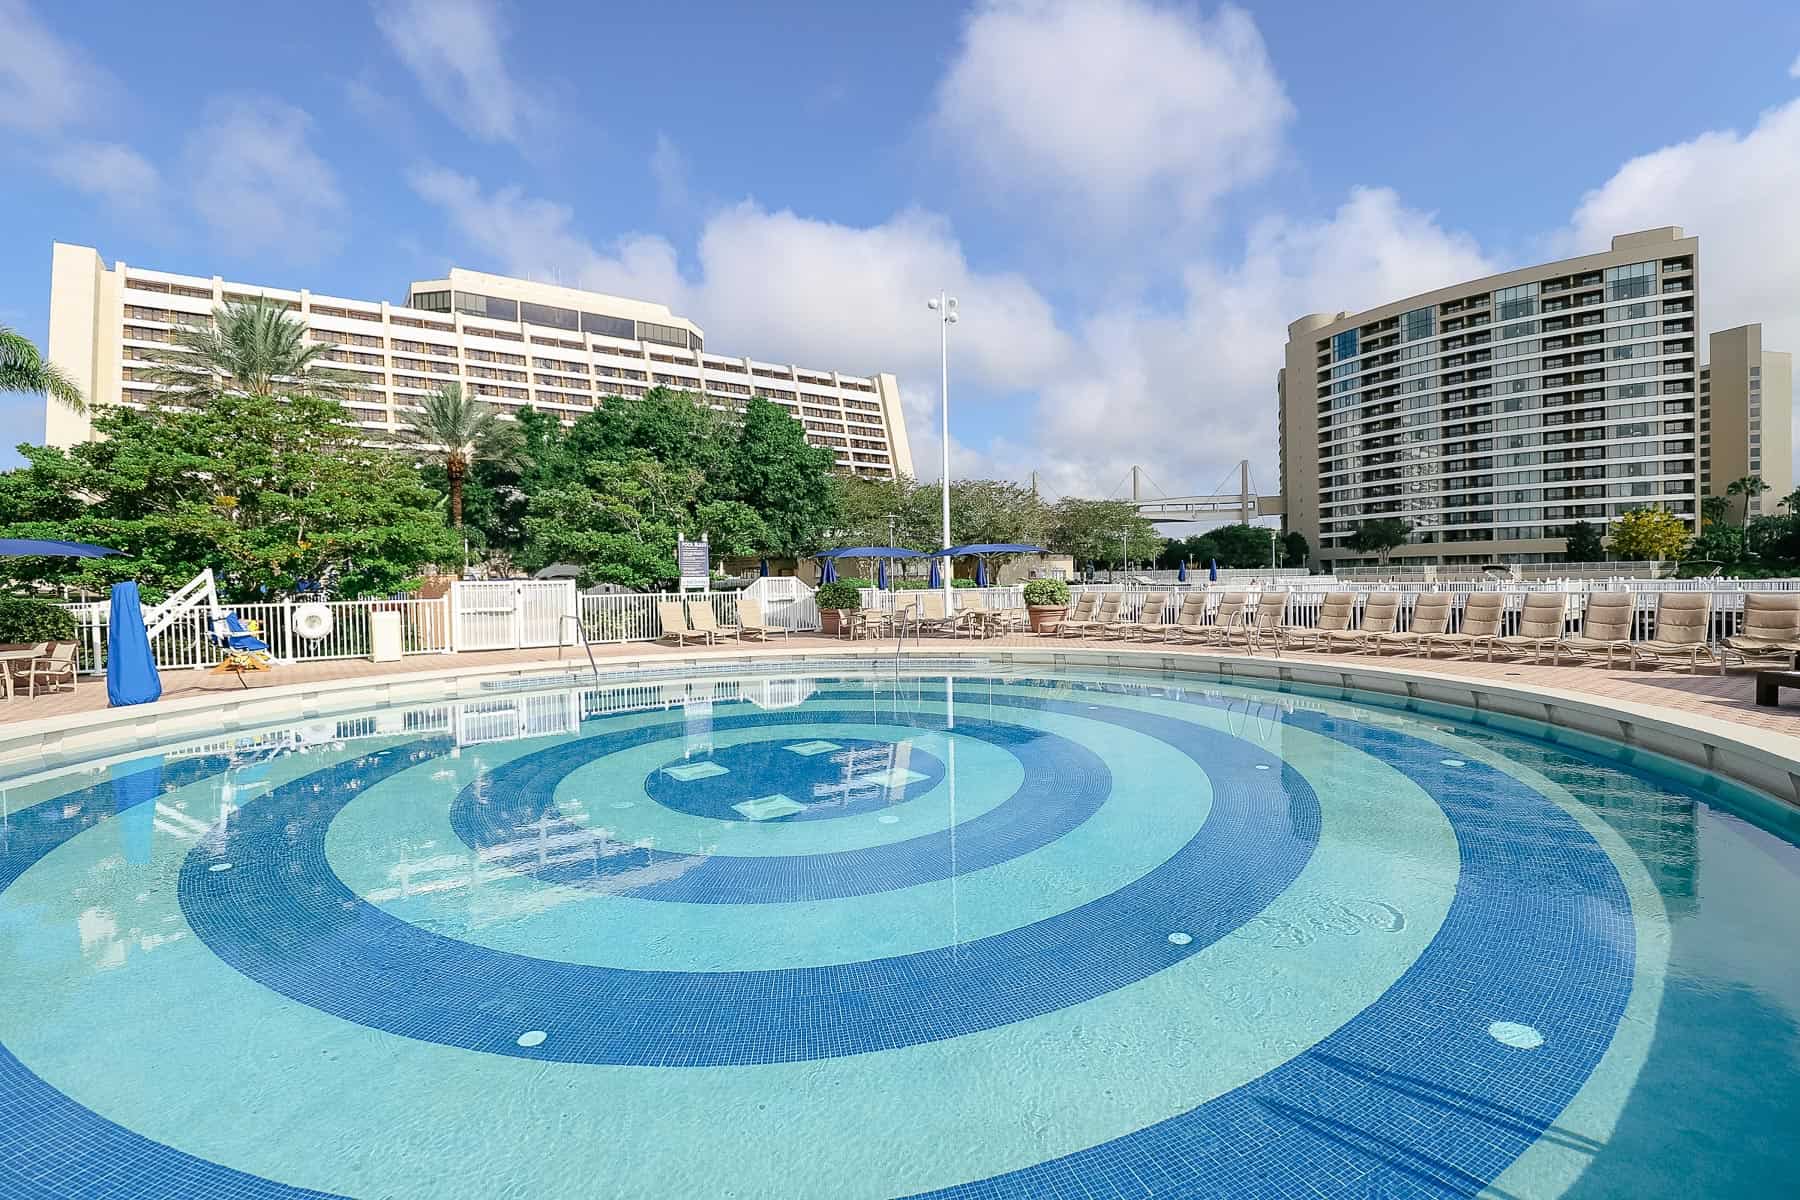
[
  {"x1": 1281, "y1": 226, "x2": 1792, "y2": 568},
  {"x1": 45, "y1": 243, "x2": 913, "y2": 479}
]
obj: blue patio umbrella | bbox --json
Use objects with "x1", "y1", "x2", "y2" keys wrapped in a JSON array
[
  {"x1": 976, "y1": 558, "x2": 989, "y2": 587},
  {"x1": 106, "y1": 580, "x2": 161, "y2": 707},
  {"x1": 877, "y1": 559, "x2": 889, "y2": 589},
  {"x1": 0, "y1": 538, "x2": 121, "y2": 558},
  {"x1": 1209, "y1": 559, "x2": 1219, "y2": 582},
  {"x1": 820, "y1": 559, "x2": 837, "y2": 584},
  {"x1": 928, "y1": 558, "x2": 942, "y2": 588},
  {"x1": 1178, "y1": 559, "x2": 1189, "y2": 583},
  {"x1": 759, "y1": 558, "x2": 769, "y2": 577}
]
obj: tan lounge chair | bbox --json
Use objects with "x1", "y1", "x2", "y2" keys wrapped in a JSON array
[
  {"x1": 1061, "y1": 592, "x2": 1120, "y2": 638},
  {"x1": 1720, "y1": 592, "x2": 1800, "y2": 670},
  {"x1": 735, "y1": 597, "x2": 786, "y2": 641},
  {"x1": 1420, "y1": 592, "x2": 1505, "y2": 658},
  {"x1": 656, "y1": 602, "x2": 710, "y2": 646},
  {"x1": 1629, "y1": 592, "x2": 1721, "y2": 675},
  {"x1": 918, "y1": 591, "x2": 980, "y2": 638},
  {"x1": 1293, "y1": 592, "x2": 1356, "y2": 652},
  {"x1": 1201, "y1": 592, "x2": 1252, "y2": 646},
  {"x1": 1246, "y1": 592, "x2": 1289, "y2": 653},
  {"x1": 1164, "y1": 593, "x2": 1210, "y2": 643},
  {"x1": 1348, "y1": 592, "x2": 1401, "y2": 652},
  {"x1": 1370, "y1": 592, "x2": 1452, "y2": 656},
  {"x1": 1484, "y1": 592, "x2": 1569, "y2": 662},
  {"x1": 1044, "y1": 591, "x2": 1095, "y2": 636},
  {"x1": 689, "y1": 603, "x2": 741, "y2": 643},
  {"x1": 1555, "y1": 591, "x2": 1633, "y2": 667},
  {"x1": 1116, "y1": 592, "x2": 1171, "y2": 640}
]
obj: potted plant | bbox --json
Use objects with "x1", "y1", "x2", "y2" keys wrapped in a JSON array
[
  {"x1": 1022, "y1": 578, "x2": 1071, "y2": 635},
  {"x1": 814, "y1": 581, "x2": 862, "y2": 636}
]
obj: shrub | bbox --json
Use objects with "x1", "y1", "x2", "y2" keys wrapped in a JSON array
[
  {"x1": 814, "y1": 581, "x2": 863, "y2": 611},
  {"x1": 0, "y1": 595, "x2": 77, "y2": 644},
  {"x1": 1023, "y1": 578, "x2": 1071, "y2": 606}
]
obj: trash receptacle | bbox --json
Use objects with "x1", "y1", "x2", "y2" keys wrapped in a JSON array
[{"x1": 369, "y1": 611, "x2": 403, "y2": 662}]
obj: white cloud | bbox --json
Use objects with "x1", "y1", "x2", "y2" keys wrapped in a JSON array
[
  {"x1": 0, "y1": 0, "x2": 103, "y2": 134},
  {"x1": 932, "y1": 0, "x2": 1290, "y2": 229},
  {"x1": 409, "y1": 169, "x2": 1072, "y2": 397},
  {"x1": 187, "y1": 97, "x2": 346, "y2": 261},
  {"x1": 47, "y1": 140, "x2": 162, "y2": 217},
  {"x1": 373, "y1": 0, "x2": 538, "y2": 146},
  {"x1": 650, "y1": 133, "x2": 690, "y2": 212}
]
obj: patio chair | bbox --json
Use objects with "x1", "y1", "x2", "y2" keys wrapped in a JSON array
[
  {"x1": 890, "y1": 593, "x2": 923, "y2": 637},
  {"x1": 1370, "y1": 592, "x2": 1451, "y2": 656},
  {"x1": 1720, "y1": 592, "x2": 1800, "y2": 670},
  {"x1": 1483, "y1": 592, "x2": 1569, "y2": 662},
  {"x1": 1200, "y1": 592, "x2": 1252, "y2": 646},
  {"x1": 1116, "y1": 591, "x2": 1171, "y2": 640},
  {"x1": 1415, "y1": 592, "x2": 1504, "y2": 658},
  {"x1": 657, "y1": 601, "x2": 710, "y2": 646},
  {"x1": 1246, "y1": 592, "x2": 1289, "y2": 653},
  {"x1": 1164, "y1": 593, "x2": 1210, "y2": 644},
  {"x1": 689, "y1": 603, "x2": 742, "y2": 643},
  {"x1": 1630, "y1": 592, "x2": 1722, "y2": 675},
  {"x1": 1043, "y1": 591, "x2": 1095, "y2": 636},
  {"x1": 207, "y1": 612, "x2": 273, "y2": 681},
  {"x1": 1061, "y1": 592, "x2": 1120, "y2": 638},
  {"x1": 983, "y1": 594, "x2": 1028, "y2": 636},
  {"x1": 917, "y1": 591, "x2": 981, "y2": 638},
  {"x1": 23, "y1": 642, "x2": 77, "y2": 697},
  {"x1": 1347, "y1": 592, "x2": 1401, "y2": 652},
  {"x1": 735, "y1": 597, "x2": 787, "y2": 641},
  {"x1": 2, "y1": 641, "x2": 49, "y2": 700},
  {"x1": 1310, "y1": 592, "x2": 1366, "y2": 653},
  {"x1": 957, "y1": 591, "x2": 993, "y2": 638},
  {"x1": 1555, "y1": 591, "x2": 1634, "y2": 667}
]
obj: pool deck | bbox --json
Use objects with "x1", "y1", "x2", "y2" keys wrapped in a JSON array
[{"x1": 8, "y1": 631, "x2": 1799, "y2": 736}]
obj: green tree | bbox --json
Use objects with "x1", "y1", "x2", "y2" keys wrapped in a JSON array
[
  {"x1": 140, "y1": 296, "x2": 358, "y2": 402},
  {"x1": 1206, "y1": 523, "x2": 1280, "y2": 568},
  {"x1": 1047, "y1": 498, "x2": 1159, "y2": 569},
  {"x1": 1726, "y1": 475, "x2": 1770, "y2": 525},
  {"x1": 1700, "y1": 494, "x2": 1732, "y2": 528},
  {"x1": 0, "y1": 392, "x2": 459, "y2": 599},
  {"x1": 1606, "y1": 507, "x2": 1691, "y2": 562},
  {"x1": 406, "y1": 383, "x2": 519, "y2": 529},
  {"x1": 1688, "y1": 522, "x2": 1748, "y2": 568},
  {"x1": 729, "y1": 397, "x2": 838, "y2": 555},
  {"x1": 1346, "y1": 518, "x2": 1413, "y2": 564},
  {"x1": 1560, "y1": 520, "x2": 1605, "y2": 562},
  {"x1": 1280, "y1": 530, "x2": 1309, "y2": 568},
  {"x1": 1, "y1": 325, "x2": 84, "y2": 412}
]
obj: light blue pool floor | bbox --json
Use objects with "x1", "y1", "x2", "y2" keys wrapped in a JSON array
[{"x1": 0, "y1": 668, "x2": 1795, "y2": 1198}]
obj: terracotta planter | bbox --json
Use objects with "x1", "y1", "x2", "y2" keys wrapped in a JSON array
[
  {"x1": 1027, "y1": 604, "x2": 1067, "y2": 635},
  {"x1": 820, "y1": 609, "x2": 856, "y2": 636}
]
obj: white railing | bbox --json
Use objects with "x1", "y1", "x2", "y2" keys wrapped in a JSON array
[
  {"x1": 741, "y1": 576, "x2": 821, "y2": 632},
  {"x1": 576, "y1": 587, "x2": 824, "y2": 642},
  {"x1": 64, "y1": 596, "x2": 454, "y2": 675},
  {"x1": 856, "y1": 586, "x2": 1026, "y2": 614}
]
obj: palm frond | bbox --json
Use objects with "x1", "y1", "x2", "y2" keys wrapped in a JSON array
[
  {"x1": 138, "y1": 297, "x2": 360, "y2": 402},
  {"x1": 0, "y1": 325, "x2": 87, "y2": 412}
]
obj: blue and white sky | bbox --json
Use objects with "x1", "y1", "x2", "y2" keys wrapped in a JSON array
[{"x1": 5, "y1": 0, "x2": 1800, "y2": 497}]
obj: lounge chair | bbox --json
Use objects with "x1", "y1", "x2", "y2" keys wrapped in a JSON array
[
  {"x1": 1348, "y1": 592, "x2": 1401, "y2": 652},
  {"x1": 917, "y1": 591, "x2": 980, "y2": 638},
  {"x1": 1116, "y1": 591, "x2": 1171, "y2": 640},
  {"x1": 1043, "y1": 591, "x2": 1095, "y2": 637},
  {"x1": 983, "y1": 595, "x2": 1028, "y2": 636},
  {"x1": 1246, "y1": 592, "x2": 1289, "y2": 653},
  {"x1": 1420, "y1": 592, "x2": 1505, "y2": 658},
  {"x1": 1197, "y1": 592, "x2": 1251, "y2": 646},
  {"x1": 1720, "y1": 592, "x2": 1800, "y2": 670},
  {"x1": 689, "y1": 603, "x2": 741, "y2": 643},
  {"x1": 1164, "y1": 593, "x2": 1210, "y2": 643},
  {"x1": 1310, "y1": 592, "x2": 1366, "y2": 653},
  {"x1": 1630, "y1": 592, "x2": 1721, "y2": 674},
  {"x1": 1370, "y1": 592, "x2": 1451, "y2": 656},
  {"x1": 208, "y1": 612, "x2": 273, "y2": 681},
  {"x1": 1555, "y1": 591, "x2": 1634, "y2": 667},
  {"x1": 1061, "y1": 592, "x2": 1120, "y2": 638},
  {"x1": 957, "y1": 591, "x2": 994, "y2": 638},
  {"x1": 735, "y1": 597, "x2": 787, "y2": 641},
  {"x1": 1484, "y1": 592, "x2": 1569, "y2": 662},
  {"x1": 657, "y1": 601, "x2": 710, "y2": 646},
  {"x1": 23, "y1": 641, "x2": 77, "y2": 697}
]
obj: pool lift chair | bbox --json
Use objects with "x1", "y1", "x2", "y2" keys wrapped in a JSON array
[{"x1": 144, "y1": 568, "x2": 276, "y2": 686}]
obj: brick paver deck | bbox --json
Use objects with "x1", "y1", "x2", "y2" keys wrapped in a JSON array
[{"x1": 7, "y1": 631, "x2": 1799, "y2": 736}]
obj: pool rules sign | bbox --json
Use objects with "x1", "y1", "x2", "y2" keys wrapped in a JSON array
[{"x1": 677, "y1": 535, "x2": 710, "y2": 591}]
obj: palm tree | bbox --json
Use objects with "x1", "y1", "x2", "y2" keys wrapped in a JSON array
[
  {"x1": 140, "y1": 296, "x2": 357, "y2": 402},
  {"x1": 1701, "y1": 494, "x2": 1731, "y2": 527},
  {"x1": 1726, "y1": 475, "x2": 1770, "y2": 525},
  {"x1": 408, "y1": 383, "x2": 519, "y2": 528},
  {"x1": 0, "y1": 325, "x2": 84, "y2": 412}
]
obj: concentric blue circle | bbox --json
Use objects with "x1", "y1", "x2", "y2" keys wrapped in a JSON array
[{"x1": 642, "y1": 736, "x2": 946, "y2": 822}]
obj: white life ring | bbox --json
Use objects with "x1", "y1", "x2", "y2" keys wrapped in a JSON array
[{"x1": 293, "y1": 602, "x2": 335, "y2": 641}]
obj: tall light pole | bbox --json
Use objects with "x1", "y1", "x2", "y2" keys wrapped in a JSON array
[{"x1": 928, "y1": 292, "x2": 958, "y2": 611}]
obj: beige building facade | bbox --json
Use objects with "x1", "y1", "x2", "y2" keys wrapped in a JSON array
[
  {"x1": 1280, "y1": 228, "x2": 1701, "y2": 568},
  {"x1": 1699, "y1": 323, "x2": 1792, "y2": 517},
  {"x1": 46, "y1": 244, "x2": 913, "y2": 479}
]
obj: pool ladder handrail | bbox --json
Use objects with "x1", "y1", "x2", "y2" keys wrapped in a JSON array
[{"x1": 558, "y1": 614, "x2": 601, "y2": 681}]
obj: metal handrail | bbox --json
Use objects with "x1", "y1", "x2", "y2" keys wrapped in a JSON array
[{"x1": 558, "y1": 614, "x2": 600, "y2": 681}]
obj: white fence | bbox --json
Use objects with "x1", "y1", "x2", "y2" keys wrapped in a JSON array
[{"x1": 856, "y1": 586, "x2": 1026, "y2": 614}]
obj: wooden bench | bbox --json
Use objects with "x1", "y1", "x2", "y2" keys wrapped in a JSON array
[{"x1": 1754, "y1": 670, "x2": 1800, "y2": 707}]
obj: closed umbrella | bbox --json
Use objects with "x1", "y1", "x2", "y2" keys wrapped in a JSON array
[
  {"x1": 929, "y1": 558, "x2": 942, "y2": 589},
  {"x1": 976, "y1": 558, "x2": 989, "y2": 587},
  {"x1": 877, "y1": 559, "x2": 889, "y2": 590},
  {"x1": 1209, "y1": 559, "x2": 1219, "y2": 582},
  {"x1": 759, "y1": 558, "x2": 769, "y2": 577},
  {"x1": 1178, "y1": 559, "x2": 1189, "y2": 583},
  {"x1": 106, "y1": 580, "x2": 161, "y2": 707},
  {"x1": 821, "y1": 559, "x2": 837, "y2": 584}
]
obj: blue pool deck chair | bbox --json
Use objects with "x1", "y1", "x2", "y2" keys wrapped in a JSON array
[{"x1": 208, "y1": 611, "x2": 274, "y2": 685}]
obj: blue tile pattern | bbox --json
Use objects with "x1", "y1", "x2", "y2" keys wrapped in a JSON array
[{"x1": 644, "y1": 736, "x2": 945, "y2": 822}]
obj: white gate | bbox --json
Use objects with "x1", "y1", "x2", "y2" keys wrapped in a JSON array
[{"x1": 450, "y1": 580, "x2": 576, "y2": 652}]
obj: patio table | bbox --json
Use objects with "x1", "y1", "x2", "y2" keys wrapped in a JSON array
[{"x1": 0, "y1": 648, "x2": 44, "y2": 700}]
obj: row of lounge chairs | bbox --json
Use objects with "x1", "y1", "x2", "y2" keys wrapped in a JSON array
[
  {"x1": 657, "y1": 599, "x2": 788, "y2": 646},
  {"x1": 1045, "y1": 589, "x2": 1800, "y2": 674}
]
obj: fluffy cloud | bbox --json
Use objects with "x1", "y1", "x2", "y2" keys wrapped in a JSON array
[
  {"x1": 410, "y1": 168, "x2": 1072, "y2": 397},
  {"x1": 932, "y1": 0, "x2": 1290, "y2": 229},
  {"x1": 0, "y1": 0, "x2": 103, "y2": 134},
  {"x1": 47, "y1": 140, "x2": 162, "y2": 216},
  {"x1": 374, "y1": 0, "x2": 538, "y2": 147},
  {"x1": 187, "y1": 97, "x2": 346, "y2": 261}
]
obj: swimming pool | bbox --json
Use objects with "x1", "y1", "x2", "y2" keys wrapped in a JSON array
[{"x1": 2, "y1": 663, "x2": 1797, "y2": 1198}]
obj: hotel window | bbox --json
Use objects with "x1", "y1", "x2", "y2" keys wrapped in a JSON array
[
  {"x1": 453, "y1": 292, "x2": 518, "y2": 322},
  {"x1": 1400, "y1": 307, "x2": 1435, "y2": 342},
  {"x1": 1604, "y1": 262, "x2": 1656, "y2": 301},
  {"x1": 1494, "y1": 283, "x2": 1538, "y2": 321},
  {"x1": 638, "y1": 321, "x2": 690, "y2": 349},
  {"x1": 1331, "y1": 330, "x2": 1358, "y2": 362},
  {"x1": 519, "y1": 301, "x2": 579, "y2": 331}
]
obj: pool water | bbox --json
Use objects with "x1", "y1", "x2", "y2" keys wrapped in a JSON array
[{"x1": 1, "y1": 666, "x2": 1797, "y2": 1198}]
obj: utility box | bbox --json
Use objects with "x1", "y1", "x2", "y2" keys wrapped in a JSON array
[{"x1": 369, "y1": 611, "x2": 403, "y2": 663}]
